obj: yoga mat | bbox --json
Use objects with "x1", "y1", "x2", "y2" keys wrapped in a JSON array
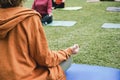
[
  {"x1": 87, "y1": 0, "x2": 100, "y2": 2},
  {"x1": 106, "y1": 7, "x2": 120, "y2": 12},
  {"x1": 46, "y1": 21, "x2": 77, "y2": 27},
  {"x1": 60, "y1": 7, "x2": 82, "y2": 10},
  {"x1": 101, "y1": 23, "x2": 120, "y2": 28},
  {"x1": 65, "y1": 64, "x2": 120, "y2": 80},
  {"x1": 115, "y1": 0, "x2": 120, "y2": 1}
]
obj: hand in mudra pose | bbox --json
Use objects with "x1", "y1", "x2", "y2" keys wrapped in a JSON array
[{"x1": 70, "y1": 44, "x2": 80, "y2": 54}]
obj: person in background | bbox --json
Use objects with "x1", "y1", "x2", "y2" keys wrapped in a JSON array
[
  {"x1": 52, "y1": 0, "x2": 65, "y2": 9},
  {"x1": 32, "y1": 0, "x2": 53, "y2": 25},
  {"x1": 0, "y1": 0, "x2": 79, "y2": 80},
  {"x1": 52, "y1": 0, "x2": 55, "y2": 7}
]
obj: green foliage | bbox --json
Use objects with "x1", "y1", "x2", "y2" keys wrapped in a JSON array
[{"x1": 24, "y1": 0, "x2": 120, "y2": 68}]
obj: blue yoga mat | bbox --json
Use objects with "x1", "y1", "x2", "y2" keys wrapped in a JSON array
[
  {"x1": 65, "y1": 64, "x2": 120, "y2": 80},
  {"x1": 46, "y1": 21, "x2": 76, "y2": 27},
  {"x1": 101, "y1": 23, "x2": 120, "y2": 28}
]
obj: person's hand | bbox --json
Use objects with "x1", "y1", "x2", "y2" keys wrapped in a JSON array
[
  {"x1": 70, "y1": 44, "x2": 79, "y2": 54},
  {"x1": 49, "y1": 13, "x2": 52, "y2": 16}
]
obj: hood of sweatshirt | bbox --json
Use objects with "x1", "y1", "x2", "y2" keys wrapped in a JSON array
[{"x1": 0, "y1": 7, "x2": 40, "y2": 39}]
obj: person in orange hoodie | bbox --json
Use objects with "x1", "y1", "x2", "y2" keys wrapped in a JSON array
[{"x1": 0, "y1": 0, "x2": 79, "y2": 80}]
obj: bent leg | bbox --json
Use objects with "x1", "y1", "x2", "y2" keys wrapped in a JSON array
[{"x1": 60, "y1": 56, "x2": 72, "y2": 71}]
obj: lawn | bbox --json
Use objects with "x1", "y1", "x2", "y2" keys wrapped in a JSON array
[{"x1": 24, "y1": 0, "x2": 120, "y2": 69}]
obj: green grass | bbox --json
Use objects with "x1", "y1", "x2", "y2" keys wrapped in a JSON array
[{"x1": 24, "y1": 0, "x2": 120, "y2": 69}]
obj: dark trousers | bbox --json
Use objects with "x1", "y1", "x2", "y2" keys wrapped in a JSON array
[
  {"x1": 41, "y1": 14, "x2": 53, "y2": 25},
  {"x1": 52, "y1": 0, "x2": 56, "y2": 7}
]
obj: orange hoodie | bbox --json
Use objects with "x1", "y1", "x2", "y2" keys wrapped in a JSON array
[{"x1": 0, "y1": 7, "x2": 72, "y2": 80}]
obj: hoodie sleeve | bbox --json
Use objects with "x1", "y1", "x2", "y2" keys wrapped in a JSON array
[{"x1": 25, "y1": 14, "x2": 72, "y2": 67}]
